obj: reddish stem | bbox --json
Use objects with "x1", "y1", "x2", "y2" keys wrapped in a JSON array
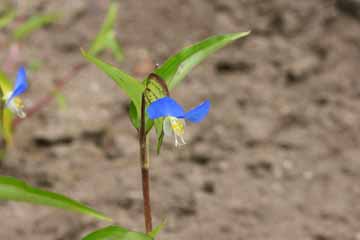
[
  {"x1": 13, "y1": 62, "x2": 87, "y2": 128},
  {"x1": 139, "y1": 94, "x2": 152, "y2": 232}
]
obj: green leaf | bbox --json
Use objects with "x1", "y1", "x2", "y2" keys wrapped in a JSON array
[
  {"x1": 13, "y1": 13, "x2": 59, "y2": 40},
  {"x1": 105, "y1": 35, "x2": 124, "y2": 63},
  {"x1": 148, "y1": 220, "x2": 166, "y2": 239},
  {"x1": 0, "y1": 176, "x2": 111, "y2": 221},
  {"x1": 81, "y1": 50, "x2": 144, "y2": 114},
  {"x1": 128, "y1": 101, "x2": 153, "y2": 132},
  {"x1": 89, "y1": 1, "x2": 123, "y2": 62},
  {"x1": 82, "y1": 226, "x2": 152, "y2": 240},
  {"x1": 0, "y1": 9, "x2": 16, "y2": 29},
  {"x1": 154, "y1": 31, "x2": 250, "y2": 90},
  {"x1": 95, "y1": 1, "x2": 118, "y2": 40},
  {"x1": 128, "y1": 101, "x2": 140, "y2": 129},
  {"x1": 0, "y1": 70, "x2": 12, "y2": 94}
]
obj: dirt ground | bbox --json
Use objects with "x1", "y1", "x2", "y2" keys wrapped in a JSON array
[{"x1": 1, "y1": 0, "x2": 360, "y2": 239}]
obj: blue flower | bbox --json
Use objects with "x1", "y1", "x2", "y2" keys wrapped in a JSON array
[
  {"x1": 3, "y1": 66, "x2": 28, "y2": 118},
  {"x1": 147, "y1": 96, "x2": 210, "y2": 146}
]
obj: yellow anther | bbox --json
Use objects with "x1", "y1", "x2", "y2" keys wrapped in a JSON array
[
  {"x1": 170, "y1": 118, "x2": 185, "y2": 136},
  {"x1": 13, "y1": 97, "x2": 24, "y2": 109}
]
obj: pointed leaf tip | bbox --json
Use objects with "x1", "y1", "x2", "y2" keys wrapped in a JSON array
[
  {"x1": 148, "y1": 219, "x2": 167, "y2": 238},
  {"x1": 81, "y1": 50, "x2": 144, "y2": 114},
  {"x1": 154, "y1": 31, "x2": 251, "y2": 90}
]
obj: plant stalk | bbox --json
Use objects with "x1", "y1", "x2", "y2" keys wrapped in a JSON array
[
  {"x1": 139, "y1": 94, "x2": 152, "y2": 233},
  {"x1": 0, "y1": 91, "x2": 5, "y2": 161}
]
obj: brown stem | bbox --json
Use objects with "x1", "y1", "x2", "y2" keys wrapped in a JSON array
[
  {"x1": 139, "y1": 94, "x2": 152, "y2": 233},
  {"x1": 13, "y1": 62, "x2": 87, "y2": 128},
  {"x1": 141, "y1": 164, "x2": 152, "y2": 232}
]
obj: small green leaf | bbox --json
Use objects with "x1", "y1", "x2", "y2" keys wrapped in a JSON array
[
  {"x1": 148, "y1": 220, "x2": 166, "y2": 239},
  {"x1": 0, "y1": 176, "x2": 111, "y2": 221},
  {"x1": 106, "y1": 35, "x2": 124, "y2": 63},
  {"x1": 82, "y1": 225, "x2": 152, "y2": 240},
  {"x1": 95, "y1": 1, "x2": 118, "y2": 40},
  {"x1": 13, "y1": 13, "x2": 59, "y2": 40},
  {"x1": 89, "y1": 1, "x2": 123, "y2": 62},
  {"x1": 0, "y1": 9, "x2": 16, "y2": 29},
  {"x1": 154, "y1": 31, "x2": 250, "y2": 90},
  {"x1": 128, "y1": 101, "x2": 153, "y2": 132},
  {"x1": 81, "y1": 50, "x2": 144, "y2": 114},
  {"x1": 129, "y1": 101, "x2": 140, "y2": 129}
]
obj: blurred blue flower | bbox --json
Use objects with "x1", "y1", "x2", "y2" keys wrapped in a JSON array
[
  {"x1": 3, "y1": 66, "x2": 28, "y2": 118},
  {"x1": 147, "y1": 96, "x2": 210, "y2": 146}
]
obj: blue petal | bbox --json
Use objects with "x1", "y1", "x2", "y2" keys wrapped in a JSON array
[
  {"x1": 7, "y1": 66, "x2": 28, "y2": 104},
  {"x1": 147, "y1": 96, "x2": 185, "y2": 119},
  {"x1": 184, "y1": 99, "x2": 210, "y2": 123}
]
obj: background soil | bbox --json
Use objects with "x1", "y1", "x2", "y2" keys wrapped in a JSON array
[{"x1": 1, "y1": 0, "x2": 360, "y2": 239}]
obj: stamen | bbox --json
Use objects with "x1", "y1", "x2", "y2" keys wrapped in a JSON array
[
  {"x1": 170, "y1": 117, "x2": 186, "y2": 147},
  {"x1": 163, "y1": 117, "x2": 186, "y2": 147},
  {"x1": 15, "y1": 108, "x2": 26, "y2": 118},
  {"x1": 170, "y1": 117, "x2": 185, "y2": 136},
  {"x1": 174, "y1": 134, "x2": 186, "y2": 147},
  {"x1": 6, "y1": 96, "x2": 26, "y2": 118}
]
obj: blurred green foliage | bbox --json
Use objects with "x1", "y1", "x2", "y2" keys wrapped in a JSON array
[
  {"x1": 89, "y1": 1, "x2": 124, "y2": 62},
  {"x1": 13, "y1": 13, "x2": 59, "y2": 40},
  {"x1": 0, "y1": 9, "x2": 16, "y2": 29}
]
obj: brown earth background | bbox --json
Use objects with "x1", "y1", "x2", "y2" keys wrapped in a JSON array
[{"x1": 1, "y1": 0, "x2": 360, "y2": 239}]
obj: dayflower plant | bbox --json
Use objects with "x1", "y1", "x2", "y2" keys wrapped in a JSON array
[
  {"x1": 81, "y1": 31, "x2": 250, "y2": 239},
  {"x1": 3, "y1": 66, "x2": 28, "y2": 118},
  {"x1": 147, "y1": 96, "x2": 210, "y2": 146},
  {"x1": 0, "y1": 2, "x2": 250, "y2": 238}
]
